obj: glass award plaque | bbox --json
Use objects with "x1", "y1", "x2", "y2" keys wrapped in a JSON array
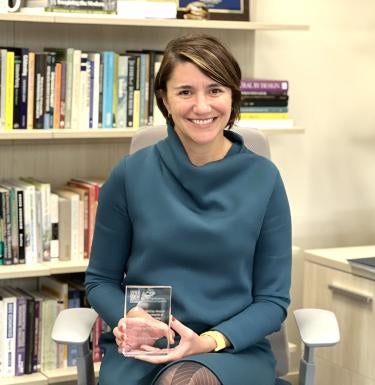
[{"x1": 123, "y1": 285, "x2": 172, "y2": 356}]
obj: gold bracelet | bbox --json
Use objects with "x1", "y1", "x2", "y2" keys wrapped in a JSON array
[{"x1": 200, "y1": 331, "x2": 227, "y2": 352}]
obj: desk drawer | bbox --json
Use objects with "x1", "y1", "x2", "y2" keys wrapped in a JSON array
[{"x1": 303, "y1": 261, "x2": 375, "y2": 379}]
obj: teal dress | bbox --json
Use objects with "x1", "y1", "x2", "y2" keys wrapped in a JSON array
[{"x1": 85, "y1": 124, "x2": 292, "y2": 385}]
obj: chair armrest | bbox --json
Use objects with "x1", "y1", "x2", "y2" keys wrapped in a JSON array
[
  {"x1": 294, "y1": 308, "x2": 340, "y2": 348},
  {"x1": 52, "y1": 308, "x2": 98, "y2": 344}
]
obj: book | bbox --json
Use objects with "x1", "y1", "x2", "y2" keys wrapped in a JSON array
[
  {"x1": 50, "y1": 193, "x2": 59, "y2": 260},
  {"x1": 5, "y1": 51, "x2": 15, "y2": 130},
  {"x1": 0, "y1": 287, "x2": 17, "y2": 377},
  {"x1": 241, "y1": 79, "x2": 289, "y2": 94},
  {"x1": 102, "y1": 51, "x2": 115, "y2": 128},
  {"x1": 347, "y1": 257, "x2": 375, "y2": 274},
  {"x1": 26, "y1": 51, "x2": 35, "y2": 130},
  {"x1": 6, "y1": 287, "x2": 27, "y2": 376},
  {"x1": 21, "y1": 178, "x2": 51, "y2": 262},
  {"x1": 239, "y1": 112, "x2": 289, "y2": 120}
]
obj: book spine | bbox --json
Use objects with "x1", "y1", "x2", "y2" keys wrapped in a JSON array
[
  {"x1": 8, "y1": 188, "x2": 19, "y2": 264},
  {"x1": 13, "y1": 53, "x2": 22, "y2": 129},
  {"x1": 15, "y1": 296, "x2": 26, "y2": 376},
  {"x1": 0, "y1": 191, "x2": 4, "y2": 265},
  {"x1": 0, "y1": 49, "x2": 8, "y2": 130},
  {"x1": 26, "y1": 52, "x2": 35, "y2": 130},
  {"x1": 102, "y1": 51, "x2": 114, "y2": 128},
  {"x1": 19, "y1": 49, "x2": 29, "y2": 129},
  {"x1": 24, "y1": 297, "x2": 35, "y2": 374},
  {"x1": 33, "y1": 298, "x2": 42, "y2": 372},
  {"x1": 53, "y1": 62, "x2": 62, "y2": 128},
  {"x1": 16, "y1": 190, "x2": 25, "y2": 264},
  {"x1": 60, "y1": 62, "x2": 66, "y2": 128},
  {"x1": 34, "y1": 53, "x2": 46, "y2": 129},
  {"x1": 64, "y1": 48, "x2": 74, "y2": 129},
  {"x1": 240, "y1": 106, "x2": 288, "y2": 113},
  {"x1": 70, "y1": 49, "x2": 81, "y2": 129},
  {"x1": 5, "y1": 51, "x2": 15, "y2": 131},
  {"x1": 126, "y1": 56, "x2": 136, "y2": 128},
  {"x1": 3, "y1": 297, "x2": 17, "y2": 376},
  {"x1": 240, "y1": 79, "x2": 289, "y2": 93},
  {"x1": 239, "y1": 112, "x2": 289, "y2": 120},
  {"x1": 3, "y1": 189, "x2": 12, "y2": 265},
  {"x1": 50, "y1": 193, "x2": 59, "y2": 260},
  {"x1": 117, "y1": 55, "x2": 128, "y2": 128}
]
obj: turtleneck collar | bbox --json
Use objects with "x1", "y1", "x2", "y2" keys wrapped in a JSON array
[{"x1": 155, "y1": 123, "x2": 248, "y2": 199}]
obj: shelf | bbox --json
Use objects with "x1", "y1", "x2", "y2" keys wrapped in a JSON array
[
  {"x1": 0, "y1": 11, "x2": 309, "y2": 31},
  {"x1": 0, "y1": 126, "x2": 303, "y2": 141},
  {"x1": 0, "y1": 373, "x2": 47, "y2": 385},
  {"x1": 44, "y1": 259, "x2": 89, "y2": 274},
  {"x1": 0, "y1": 363, "x2": 100, "y2": 385},
  {"x1": 0, "y1": 259, "x2": 89, "y2": 279},
  {"x1": 0, "y1": 263, "x2": 50, "y2": 279},
  {"x1": 0, "y1": 128, "x2": 138, "y2": 140},
  {"x1": 42, "y1": 362, "x2": 100, "y2": 384}
]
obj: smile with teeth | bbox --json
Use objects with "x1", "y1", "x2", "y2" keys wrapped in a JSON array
[{"x1": 189, "y1": 118, "x2": 215, "y2": 125}]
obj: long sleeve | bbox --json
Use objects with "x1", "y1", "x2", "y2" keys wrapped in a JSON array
[
  {"x1": 85, "y1": 157, "x2": 132, "y2": 329},
  {"x1": 213, "y1": 172, "x2": 292, "y2": 352}
]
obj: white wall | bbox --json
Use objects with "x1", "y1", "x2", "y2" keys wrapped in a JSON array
[{"x1": 253, "y1": 0, "x2": 375, "y2": 249}]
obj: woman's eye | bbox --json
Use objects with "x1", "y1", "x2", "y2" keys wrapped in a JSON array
[
  {"x1": 178, "y1": 90, "x2": 191, "y2": 96},
  {"x1": 210, "y1": 88, "x2": 223, "y2": 95}
]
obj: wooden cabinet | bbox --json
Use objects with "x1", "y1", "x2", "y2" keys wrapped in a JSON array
[{"x1": 303, "y1": 246, "x2": 375, "y2": 385}]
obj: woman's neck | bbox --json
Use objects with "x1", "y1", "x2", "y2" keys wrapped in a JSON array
[{"x1": 180, "y1": 135, "x2": 232, "y2": 166}]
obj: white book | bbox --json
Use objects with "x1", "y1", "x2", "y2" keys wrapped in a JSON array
[
  {"x1": 0, "y1": 288, "x2": 17, "y2": 377},
  {"x1": 70, "y1": 49, "x2": 82, "y2": 129},
  {"x1": 88, "y1": 52, "x2": 100, "y2": 129},
  {"x1": 117, "y1": 55, "x2": 128, "y2": 128},
  {"x1": 21, "y1": 178, "x2": 51, "y2": 262},
  {"x1": 50, "y1": 193, "x2": 59, "y2": 261},
  {"x1": 54, "y1": 189, "x2": 81, "y2": 261},
  {"x1": 79, "y1": 53, "x2": 90, "y2": 129},
  {"x1": 5, "y1": 179, "x2": 37, "y2": 265}
]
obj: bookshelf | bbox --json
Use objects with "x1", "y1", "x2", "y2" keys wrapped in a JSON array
[{"x1": 0, "y1": 10, "x2": 308, "y2": 385}]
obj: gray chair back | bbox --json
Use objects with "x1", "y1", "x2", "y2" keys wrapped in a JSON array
[{"x1": 129, "y1": 125, "x2": 289, "y2": 377}]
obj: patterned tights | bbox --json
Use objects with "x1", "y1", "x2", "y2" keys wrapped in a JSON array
[{"x1": 155, "y1": 362, "x2": 221, "y2": 385}]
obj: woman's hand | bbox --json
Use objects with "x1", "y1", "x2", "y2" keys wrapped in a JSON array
[
  {"x1": 132, "y1": 316, "x2": 218, "y2": 364},
  {"x1": 113, "y1": 307, "x2": 175, "y2": 354}
]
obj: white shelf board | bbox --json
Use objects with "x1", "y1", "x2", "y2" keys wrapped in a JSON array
[
  {"x1": 0, "y1": 263, "x2": 50, "y2": 279},
  {"x1": 0, "y1": 373, "x2": 47, "y2": 385},
  {"x1": 0, "y1": 126, "x2": 303, "y2": 140},
  {"x1": 0, "y1": 11, "x2": 309, "y2": 31},
  {"x1": 44, "y1": 259, "x2": 89, "y2": 274},
  {"x1": 42, "y1": 362, "x2": 100, "y2": 384},
  {"x1": 0, "y1": 260, "x2": 89, "y2": 279}
]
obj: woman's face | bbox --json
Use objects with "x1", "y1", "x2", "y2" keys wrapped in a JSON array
[{"x1": 162, "y1": 61, "x2": 232, "y2": 148}]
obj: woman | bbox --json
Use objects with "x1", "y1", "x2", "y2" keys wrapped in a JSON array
[{"x1": 85, "y1": 34, "x2": 291, "y2": 385}]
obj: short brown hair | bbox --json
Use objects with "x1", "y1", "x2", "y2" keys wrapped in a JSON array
[{"x1": 154, "y1": 34, "x2": 242, "y2": 129}]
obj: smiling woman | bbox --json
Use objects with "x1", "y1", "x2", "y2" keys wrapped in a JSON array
[
  {"x1": 85, "y1": 33, "x2": 292, "y2": 385},
  {"x1": 154, "y1": 34, "x2": 242, "y2": 165}
]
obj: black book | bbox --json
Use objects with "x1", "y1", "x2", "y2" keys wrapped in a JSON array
[{"x1": 347, "y1": 257, "x2": 375, "y2": 273}]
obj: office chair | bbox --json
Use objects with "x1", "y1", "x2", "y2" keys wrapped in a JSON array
[{"x1": 52, "y1": 125, "x2": 340, "y2": 385}]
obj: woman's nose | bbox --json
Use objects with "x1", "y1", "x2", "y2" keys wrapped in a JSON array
[{"x1": 193, "y1": 94, "x2": 211, "y2": 114}]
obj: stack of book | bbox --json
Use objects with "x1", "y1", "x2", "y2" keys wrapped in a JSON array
[
  {"x1": 0, "y1": 47, "x2": 165, "y2": 131},
  {"x1": 237, "y1": 79, "x2": 293, "y2": 129},
  {"x1": 0, "y1": 276, "x2": 108, "y2": 376},
  {"x1": 0, "y1": 176, "x2": 105, "y2": 266}
]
